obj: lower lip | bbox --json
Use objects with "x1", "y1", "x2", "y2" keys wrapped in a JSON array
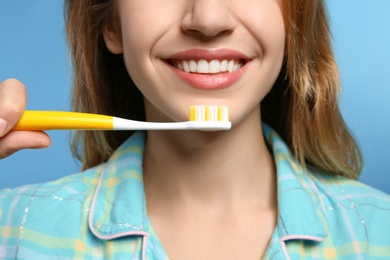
[{"x1": 166, "y1": 62, "x2": 249, "y2": 90}]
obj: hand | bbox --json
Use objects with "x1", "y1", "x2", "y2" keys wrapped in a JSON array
[{"x1": 0, "y1": 78, "x2": 51, "y2": 159}]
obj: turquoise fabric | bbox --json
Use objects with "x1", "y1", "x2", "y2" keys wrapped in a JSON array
[{"x1": 1, "y1": 126, "x2": 390, "y2": 259}]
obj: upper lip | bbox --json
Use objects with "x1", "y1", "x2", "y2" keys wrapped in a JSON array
[{"x1": 163, "y1": 48, "x2": 251, "y2": 62}]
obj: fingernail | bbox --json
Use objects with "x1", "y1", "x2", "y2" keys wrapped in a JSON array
[{"x1": 0, "y1": 118, "x2": 7, "y2": 136}]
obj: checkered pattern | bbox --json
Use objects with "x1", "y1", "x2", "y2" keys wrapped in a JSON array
[{"x1": 1, "y1": 125, "x2": 389, "y2": 259}]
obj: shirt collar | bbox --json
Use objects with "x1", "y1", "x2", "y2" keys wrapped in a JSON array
[
  {"x1": 89, "y1": 131, "x2": 149, "y2": 239},
  {"x1": 89, "y1": 125, "x2": 329, "y2": 241},
  {"x1": 263, "y1": 124, "x2": 329, "y2": 242}
]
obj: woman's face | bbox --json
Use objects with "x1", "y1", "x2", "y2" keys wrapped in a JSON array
[{"x1": 105, "y1": 0, "x2": 285, "y2": 125}]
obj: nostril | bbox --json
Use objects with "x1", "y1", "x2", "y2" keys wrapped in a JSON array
[
  {"x1": 182, "y1": 27, "x2": 234, "y2": 39},
  {"x1": 180, "y1": 5, "x2": 237, "y2": 39}
]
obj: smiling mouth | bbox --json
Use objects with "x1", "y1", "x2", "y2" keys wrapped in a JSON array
[
  {"x1": 168, "y1": 59, "x2": 246, "y2": 74},
  {"x1": 163, "y1": 49, "x2": 251, "y2": 89}
]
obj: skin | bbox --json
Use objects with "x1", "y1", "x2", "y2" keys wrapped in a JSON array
[
  {"x1": 0, "y1": 0, "x2": 285, "y2": 258},
  {"x1": 104, "y1": 0, "x2": 285, "y2": 259},
  {"x1": 0, "y1": 78, "x2": 51, "y2": 159}
]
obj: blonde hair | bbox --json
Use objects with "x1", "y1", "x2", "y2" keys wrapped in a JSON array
[{"x1": 65, "y1": 0, "x2": 362, "y2": 178}]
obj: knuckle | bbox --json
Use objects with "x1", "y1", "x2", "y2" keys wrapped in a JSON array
[
  {"x1": 2, "y1": 100, "x2": 22, "y2": 114},
  {"x1": 0, "y1": 80, "x2": 27, "y2": 118}
]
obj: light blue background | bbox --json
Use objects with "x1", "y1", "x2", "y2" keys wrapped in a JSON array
[{"x1": 0, "y1": 1, "x2": 389, "y2": 193}]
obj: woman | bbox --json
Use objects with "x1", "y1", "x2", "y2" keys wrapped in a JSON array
[{"x1": 1, "y1": 0, "x2": 389, "y2": 259}]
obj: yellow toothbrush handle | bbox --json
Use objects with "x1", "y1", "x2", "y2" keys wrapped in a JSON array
[{"x1": 13, "y1": 111, "x2": 114, "y2": 130}]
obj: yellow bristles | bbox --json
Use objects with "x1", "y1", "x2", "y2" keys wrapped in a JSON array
[
  {"x1": 189, "y1": 105, "x2": 229, "y2": 122},
  {"x1": 205, "y1": 106, "x2": 210, "y2": 121},
  {"x1": 190, "y1": 106, "x2": 195, "y2": 121}
]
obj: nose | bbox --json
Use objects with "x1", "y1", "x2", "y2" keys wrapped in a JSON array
[{"x1": 181, "y1": 0, "x2": 237, "y2": 38}]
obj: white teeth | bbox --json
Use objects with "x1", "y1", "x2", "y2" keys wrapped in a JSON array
[
  {"x1": 227, "y1": 60, "x2": 235, "y2": 72},
  {"x1": 197, "y1": 60, "x2": 209, "y2": 73},
  {"x1": 178, "y1": 63, "x2": 183, "y2": 71},
  {"x1": 209, "y1": 60, "x2": 220, "y2": 73},
  {"x1": 175, "y1": 59, "x2": 243, "y2": 74},
  {"x1": 189, "y1": 60, "x2": 197, "y2": 72},
  {"x1": 220, "y1": 60, "x2": 228, "y2": 72},
  {"x1": 183, "y1": 61, "x2": 190, "y2": 72}
]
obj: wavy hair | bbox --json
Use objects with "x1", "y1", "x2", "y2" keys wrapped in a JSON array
[{"x1": 65, "y1": 0, "x2": 362, "y2": 178}]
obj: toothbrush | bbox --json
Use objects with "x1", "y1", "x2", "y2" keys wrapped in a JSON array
[{"x1": 13, "y1": 105, "x2": 231, "y2": 131}]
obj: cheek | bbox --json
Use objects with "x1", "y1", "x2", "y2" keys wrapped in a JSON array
[
  {"x1": 239, "y1": 1, "x2": 286, "y2": 55},
  {"x1": 239, "y1": 4, "x2": 286, "y2": 111},
  {"x1": 251, "y1": 4, "x2": 286, "y2": 86},
  {"x1": 117, "y1": 3, "x2": 179, "y2": 85},
  {"x1": 118, "y1": 18, "x2": 158, "y2": 94},
  {"x1": 117, "y1": 1, "x2": 180, "y2": 56}
]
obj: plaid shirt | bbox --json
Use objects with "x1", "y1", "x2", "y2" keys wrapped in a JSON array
[{"x1": 1, "y1": 125, "x2": 390, "y2": 259}]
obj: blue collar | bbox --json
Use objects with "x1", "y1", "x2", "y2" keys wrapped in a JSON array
[
  {"x1": 89, "y1": 126, "x2": 329, "y2": 242},
  {"x1": 89, "y1": 131, "x2": 149, "y2": 239},
  {"x1": 262, "y1": 124, "x2": 329, "y2": 242}
]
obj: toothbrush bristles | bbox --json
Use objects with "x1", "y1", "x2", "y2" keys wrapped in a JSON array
[{"x1": 189, "y1": 105, "x2": 229, "y2": 122}]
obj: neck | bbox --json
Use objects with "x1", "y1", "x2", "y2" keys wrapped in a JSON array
[{"x1": 143, "y1": 107, "x2": 276, "y2": 214}]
